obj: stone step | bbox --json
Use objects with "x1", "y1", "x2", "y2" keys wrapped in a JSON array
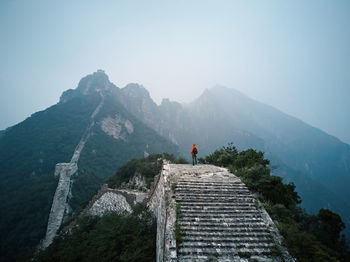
[
  {"x1": 180, "y1": 241, "x2": 275, "y2": 249},
  {"x1": 181, "y1": 206, "x2": 257, "y2": 211},
  {"x1": 179, "y1": 220, "x2": 266, "y2": 230},
  {"x1": 176, "y1": 184, "x2": 248, "y2": 189},
  {"x1": 180, "y1": 202, "x2": 256, "y2": 208},
  {"x1": 177, "y1": 247, "x2": 272, "y2": 256},
  {"x1": 181, "y1": 226, "x2": 268, "y2": 234},
  {"x1": 176, "y1": 192, "x2": 252, "y2": 197},
  {"x1": 175, "y1": 195, "x2": 255, "y2": 203},
  {"x1": 182, "y1": 227, "x2": 269, "y2": 233},
  {"x1": 176, "y1": 196, "x2": 254, "y2": 202},
  {"x1": 174, "y1": 177, "x2": 281, "y2": 261},
  {"x1": 177, "y1": 255, "x2": 274, "y2": 262},
  {"x1": 177, "y1": 196, "x2": 253, "y2": 201},
  {"x1": 175, "y1": 191, "x2": 253, "y2": 198},
  {"x1": 181, "y1": 210, "x2": 259, "y2": 216},
  {"x1": 176, "y1": 191, "x2": 251, "y2": 196},
  {"x1": 177, "y1": 181, "x2": 245, "y2": 185},
  {"x1": 182, "y1": 236, "x2": 272, "y2": 243},
  {"x1": 176, "y1": 182, "x2": 246, "y2": 186},
  {"x1": 179, "y1": 221, "x2": 267, "y2": 228},
  {"x1": 177, "y1": 180, "x2": 244, "y2": 186},
  {"x1": 176, "y1": 184, "x2": 246, "y2": 190},
  {"x1": 176, "y1": 185, "x2": 248, "y2": 190},
  {"x1": 184, "y1": 231, "x2": 271, "y2": 238},
  {"x1": 181, "y1": 217, "x2": 264, "y2": 223},
  {"x1": 180, "y1": 213, "x2": 262, "y2": 219},
  {"x1": 180, "y1": 206, "x2": 257, "y2": 212}
]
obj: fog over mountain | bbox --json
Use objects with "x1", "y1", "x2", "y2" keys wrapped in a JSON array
[
  {"x1": 117, "y1": 77, "x2": 350, "y2": 233},
  {"x1": 1, "y1": 1, "x2": 350, "y2": 145}
]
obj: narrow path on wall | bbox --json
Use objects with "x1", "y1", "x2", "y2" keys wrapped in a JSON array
[
  {"x1": 148, "y1": 164, "x2": 295, "y2": 262},
  {"x1": 41, "y1": 92, "x2": 105, "y2": 248}
]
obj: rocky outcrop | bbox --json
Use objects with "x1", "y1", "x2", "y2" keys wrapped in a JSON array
[
  {"x1": 100, "y1": 115, "x2": 134, "y2": 140},
  {"x1": 85, "y1": 184, "x2": 148, "y2": 217},
  {"x1": 148, "y1": 163, "x2": 295, "y2": 262},
  {"x1": 89, "y1": 192, "x2": 132, "y2": 216}
]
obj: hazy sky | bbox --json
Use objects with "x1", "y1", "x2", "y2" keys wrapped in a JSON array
[{"x1": 1, "y1": 0, "x2": 349, "y2": 144}]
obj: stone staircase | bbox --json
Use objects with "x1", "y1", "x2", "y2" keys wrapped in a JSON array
[
  {"x1": 175, "y1": 179, "x2": 279, "y2": 261},
  {"x1": 148, "y1": 163, "x2": 293, "y2": 262}
]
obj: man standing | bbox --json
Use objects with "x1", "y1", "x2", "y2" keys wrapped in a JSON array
[{"x1": 191, "y1": 144, "x2": 198, "y2": 165}]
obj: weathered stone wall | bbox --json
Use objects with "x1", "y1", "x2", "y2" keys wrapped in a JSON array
[
  {"x1": 41, "y1": 163, "x2": 77, "y2": 248},
  {"x1": 86, "y1": 184, "x2": 148, "y2": 217},
  {"x1": 42, "y1": 92, "x2": 105, "y2": 248},
  {"x1": 89, "y1": 192, "x2": 132, "y2": 216},
  {"x1": 148, "y1": 162, "x2": 177, "y2": 262},
  {"x1": 149, "y1": 163, "x2": 295, "y2": 262}
]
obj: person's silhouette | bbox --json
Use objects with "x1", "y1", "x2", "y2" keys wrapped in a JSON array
[{"x1": 191, "y1": 144, "x2": 198, "y2": 165}]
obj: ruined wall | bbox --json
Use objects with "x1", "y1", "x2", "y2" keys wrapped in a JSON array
[
  {"x1": 41, "y1": 163, "x2": 77, "y2": 248},
  {"x1": 86, "y1": 184, "x2": 148, "y2": 217},
  {"x1": 147, "y1": 163, "x2": 295, "y2": 262},
  {"x1": 41, "y1": 92, "x2": 105, "y2": 248},
  {"x1": 147, "y1": 162, "x2": 177, "y2": 262}
]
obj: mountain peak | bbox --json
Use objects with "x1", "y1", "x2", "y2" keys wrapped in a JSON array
[
  {"x1": 121, "y1": 83, "x2": 151, "y2": 99},
  {"x1": 60, "y1": 70, "x2": 115, "y2": 103},
  {"x1": 209, "y1": 85, "x2": 247, "y2": 98},
  {"x1": 76, "y1": 69, "x2": 112, "y2": 95}
]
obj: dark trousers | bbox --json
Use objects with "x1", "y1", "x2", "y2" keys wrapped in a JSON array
[{"x1": 192, "y1": 154, "x2": 197, "y2": 165}]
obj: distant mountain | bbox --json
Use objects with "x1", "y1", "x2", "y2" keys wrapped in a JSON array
[
  {"x1": 191, "y1": 87, "x2": 350, "y2": 221},
  {"x1": 0, "y1": 70, "x2": 178, "y2": 261},
  {"x1": 118, "y1": 84, "x2": 350, "y2": 235}
]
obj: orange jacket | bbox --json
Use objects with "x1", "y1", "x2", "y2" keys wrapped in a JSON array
[{"x1": 191, "y1": 145, "x2": 198, "y2": 155}]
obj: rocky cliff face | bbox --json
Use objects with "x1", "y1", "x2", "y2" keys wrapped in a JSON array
[{"x1": 86, "y1": 186, "x2": 148, "y2": 217}]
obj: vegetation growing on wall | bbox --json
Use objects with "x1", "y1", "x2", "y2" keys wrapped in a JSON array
[
  {"x1": 107, "y1": 153, "x2": 187, "y2": 189},
  {"x1": 200, "y1": 143, "x2": 350, "y2": 262},
  {"x1": 175, "y1": 202, "x2": 185, "y2": 250}
]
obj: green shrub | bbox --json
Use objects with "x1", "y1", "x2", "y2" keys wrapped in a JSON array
[
  {"x1": 201, "y1": 143, "x2": 349, "y2": 261},
  {"x1": 107, "y1": 153, "x2": 187, "y2": 189}
]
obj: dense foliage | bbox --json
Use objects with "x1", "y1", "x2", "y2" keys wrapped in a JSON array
[
  {"x1": 107, "y1": 153, "x2": 187, "y2": 188},
  {"x1": 200, "y1": 143, "x2": 350, "y2": 262},
  {"x1": 35, "y1": 204, "x2": 156, "y2": 262}
]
